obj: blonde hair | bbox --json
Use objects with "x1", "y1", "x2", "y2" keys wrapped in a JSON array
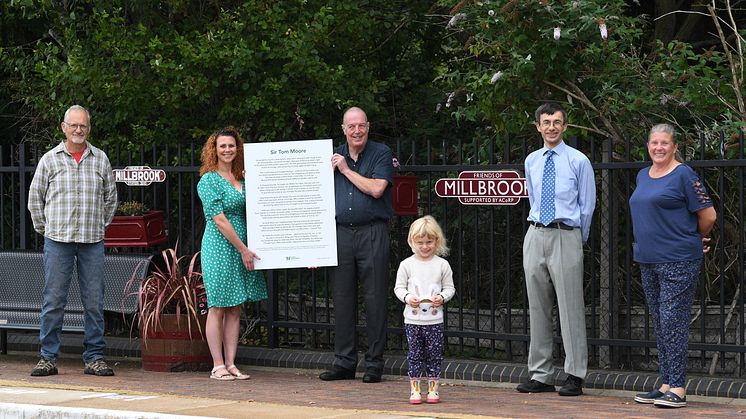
[{"x1": 407, "y1": 215, "x2": 449, "y2": 257}]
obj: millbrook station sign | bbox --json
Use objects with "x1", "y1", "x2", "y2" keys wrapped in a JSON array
[{"x1": 434, "y1": 171, "x2": 527, "y2": 205}]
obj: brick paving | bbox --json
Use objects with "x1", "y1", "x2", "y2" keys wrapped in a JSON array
[{"x1": 1, "y1": 353, "x2": 745, "y2": 418}]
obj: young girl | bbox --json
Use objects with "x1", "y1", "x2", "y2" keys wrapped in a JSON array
[{"x1": 394, "y1": 215, "x2": 455, "y2": 404}]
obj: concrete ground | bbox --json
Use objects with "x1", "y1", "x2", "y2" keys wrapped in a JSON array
[{"x1": 1, "y1": 353, "x2": 745, "y2": 418}]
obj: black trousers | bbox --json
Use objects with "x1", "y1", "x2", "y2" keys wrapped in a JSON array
[{"x1": 330, "y1": 222, "x2": 390, "y2": 371}]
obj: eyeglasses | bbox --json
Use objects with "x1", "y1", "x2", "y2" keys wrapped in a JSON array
[
  {"x1": 342, "y1": 123, "x2": 369, "y2": 131},
  {"x1": 65, "y1": 123, "x2": 90, "y2": 131},
  {"x1": 539, "y1": 120, "x2": 565, "y2": 128}
]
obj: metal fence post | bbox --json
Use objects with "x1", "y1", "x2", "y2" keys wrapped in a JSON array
[
  {"x1": 18, "y1": 144, "x2": 27, "y2": 250},
  {"x1": 266, "y1": 269, "x2": 277, "y2": 348}
]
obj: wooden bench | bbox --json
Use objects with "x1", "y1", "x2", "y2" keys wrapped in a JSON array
[{"x1": 0, "y1": 251, "x2": 151, "y2": 354}]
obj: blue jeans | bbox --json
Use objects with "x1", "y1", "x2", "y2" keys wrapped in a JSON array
[{"x1": 40, "y1": 238, "x2": 106, "y2": 363}]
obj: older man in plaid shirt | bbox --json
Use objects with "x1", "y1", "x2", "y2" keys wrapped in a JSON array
[{"x1": 27, "y1": 105, "x2": 117, "y2": 377}]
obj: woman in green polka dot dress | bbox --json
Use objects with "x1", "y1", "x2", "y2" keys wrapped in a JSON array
[{"x1": 197, "y1": 127, "x2": 267, "y2": 381}]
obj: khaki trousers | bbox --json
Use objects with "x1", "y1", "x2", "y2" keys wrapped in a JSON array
[{"x1": 522, "y1": 225, "x2": 587, "y2": 382}]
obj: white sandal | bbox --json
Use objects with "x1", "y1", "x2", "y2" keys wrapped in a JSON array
[
  {"x1": 227, "y1": 364, "x2": 251, "y2": 380},
  {"x1": 210, "y1": 365, "x2": 235, "y2": 381}
]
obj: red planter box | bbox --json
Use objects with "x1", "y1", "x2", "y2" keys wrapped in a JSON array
[
  {"x1": 104, "y1": 210, "x2": 168, "y2": 248},
  {"x1": 393, "y1": 175, "x2": 419, "y2": 216}
]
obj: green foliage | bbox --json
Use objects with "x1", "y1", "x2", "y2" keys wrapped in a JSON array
[
  {"x1": 2, "y1": 1, "x2": 744, "y2": 151},
  {"x1": 115, "y1": 200, "x2": 148, "y2": 216},
  {"x1": 1, "y1": 0, "x2": 450, "y2": 148},
  {"x1": 437, "y1": 0, "x2": 744, "y2": 144}
]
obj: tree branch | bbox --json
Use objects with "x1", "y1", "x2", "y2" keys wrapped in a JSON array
[
  {"x1": 724, "y1": 0, "x2": 743, "y2": 86},
  {"x1": 542, "y1": 79, "x2": 624, "y2": 142},
  {"x1": 708, "y1": 1, "x2": 745, "y2": 117},
  {"x1": 655, "y1": 9, "x2": 746, "y2": 44}
]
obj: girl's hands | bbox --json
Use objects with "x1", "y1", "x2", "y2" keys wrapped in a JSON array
[
  {"x1": 432, "y1": 295, "x2": 443, "y2": 307},
  {"x1": 406, "y1": 295, "x2": 420, "y2": 308}
]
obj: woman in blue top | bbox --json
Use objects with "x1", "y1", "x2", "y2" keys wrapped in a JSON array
[
  {"x1": 197, "y1": 127, "x2": 268, "y2": 381},
  {"x1": 629, "y1": 124, "x2": 716, "y2": 408}
]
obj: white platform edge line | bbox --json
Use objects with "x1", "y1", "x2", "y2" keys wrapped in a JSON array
[{"x1": 0, "y1": 402, "x2": 217, "y2": 419}]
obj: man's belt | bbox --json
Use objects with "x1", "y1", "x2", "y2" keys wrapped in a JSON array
[{"x1": 529, "y1": 221, "x2": 576, "y2": 231}]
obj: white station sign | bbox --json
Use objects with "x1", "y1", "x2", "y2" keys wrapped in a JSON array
[{"x1": 113, "y1": 166, "x2": 166, "y2": 186}]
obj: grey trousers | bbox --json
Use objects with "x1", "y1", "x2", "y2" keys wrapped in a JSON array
[
  {"x1": 330, "y1": 222, "x2": 390, "y2": 371},
  {"x1": 522, "y1": 225, "x2": 588, "y2": 382}
]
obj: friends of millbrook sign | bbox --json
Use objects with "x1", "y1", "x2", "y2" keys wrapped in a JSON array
[{"x1": 434, "y1": 171, "x2": 527, "y2": 205}]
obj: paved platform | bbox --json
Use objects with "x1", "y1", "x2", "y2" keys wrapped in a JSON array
[
  {"x1": 1, "y1": 353, "x2": 745, "y2": 418},
  {"x1": 10, "y1": 332, "x2": 746, "y2": 400}
]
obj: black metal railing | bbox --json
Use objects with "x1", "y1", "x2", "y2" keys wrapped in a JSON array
[{"x1": 2, "y1": 131, "x2": 744, "y2": 377}]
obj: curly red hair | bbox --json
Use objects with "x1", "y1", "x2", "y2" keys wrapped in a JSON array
[{"x1": 199, "y1": 126, "x2": 245, "y2": 180}]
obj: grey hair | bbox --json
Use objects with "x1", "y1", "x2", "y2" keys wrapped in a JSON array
[
  {"x1": 648, "y1": 123, "x2": 676, "y2": 142},
  {"x1": 341, "y1": 106, "x2": 367, "y2": 123},
  {"x1": 648, "y1": 123, "x2": 683, "y2": 162},
  {"x1": 63, "y1": 105, "x2": 91, "y2": 125}
]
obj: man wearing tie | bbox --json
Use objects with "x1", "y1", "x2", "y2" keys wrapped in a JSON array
[{"x1": 516, "y1": 103, "x2": 596, "y2": 397}]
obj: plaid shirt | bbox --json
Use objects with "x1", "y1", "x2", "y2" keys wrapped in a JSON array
[{"x1": 28, "y1": 141, "x2": 117, "y2": 243}]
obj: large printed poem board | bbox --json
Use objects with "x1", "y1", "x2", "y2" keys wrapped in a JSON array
[{"x1": 244, "y1": 139, "x2": 338, "y2": 270}]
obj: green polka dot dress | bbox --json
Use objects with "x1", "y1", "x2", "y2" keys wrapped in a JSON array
[{"x1": 197, "y1": 171, "x2": 267, "y2": 308}]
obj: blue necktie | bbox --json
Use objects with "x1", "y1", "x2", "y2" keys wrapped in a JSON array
[{"x1": 539, "y1": 150, "x2": 555, "y2": 226}]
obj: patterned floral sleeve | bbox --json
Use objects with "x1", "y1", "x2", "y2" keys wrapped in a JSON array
[{"x1": 684, "y1": 166, "x2": 712, "y2": 212}]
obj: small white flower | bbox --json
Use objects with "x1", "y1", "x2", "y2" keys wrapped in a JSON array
[
  {"x1": 488, "y1": 9, "x2": 495, "y2": 17},
  {"x1": 447, "y1": 13, "x2": 467, "y2": 29},
  {"x1": 525, "y1": 54, "x2": 532, "y2": 61},
  {"x1": 436, "y1": 103, "x2": 442, "y2": 113},
  {"x1": 466, "y1": 93, "x2": 474, "y2": 102},
  {"x1": 445, "y1": 92, "x2": 455, "y2": 108},
  {"x1": 490, "y1": 71, "x2": 504, "y2": 84},
  {"x1": 553, "y1": 27, "x2": 561, "y2": 40},
  {"x1": 659, "y1": 94, "x2": 673, "y2": 105},
  {"x1": 599, "y1": 23, "x2": 608, "y2": 40}
]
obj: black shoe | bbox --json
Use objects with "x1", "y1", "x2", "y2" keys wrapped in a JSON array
[
  {"x1": 558, "y1": 375, "x2": 583, "y2": 396},
  {"x1": 653, "y1": 391, "x2": 687, "y2": 408},
  {"x1": 30, "y1": 358, "x2": 58, "y2": 377},
  {"x1": 362, "y1": 369, "x2": 382, "y2": 383},
  {"x1": 516, "y1": 379, "x2": 555, "y2": 393},
  {"x1": 634, "y1": 389, "x2": 664, "y2": 404},
  {"x1": 319, "y1": 366, "x2": 355, "y2": 381}
]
